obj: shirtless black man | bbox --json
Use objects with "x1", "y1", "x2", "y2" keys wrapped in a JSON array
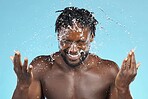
[{"x1": 11, "y1": 7, "x2": 140, "y2": 99}]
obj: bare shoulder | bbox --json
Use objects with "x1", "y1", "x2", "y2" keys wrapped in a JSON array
[
  {"x1": 101, "y1": 59, "x2": 119, "y2": 77},
  {"x1": 90, "y1": 53, "x2": 119, "y2": 79},
  {"x1": 30, "y1": 53, "x2": 57, "y2": 80}
]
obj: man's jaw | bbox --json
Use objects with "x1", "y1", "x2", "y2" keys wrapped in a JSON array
[{"x1": 60, "y1": 49, "x2": 88, "y2": 67}]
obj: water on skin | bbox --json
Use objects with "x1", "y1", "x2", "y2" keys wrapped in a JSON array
[
  {"x1": 19, "y1": 6, "x2": 136, "y2": 63},
  {"x1": 10, "y1": 6, "x2": 139, "y2": 99}
]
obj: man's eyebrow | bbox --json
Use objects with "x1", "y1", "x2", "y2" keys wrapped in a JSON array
[
  {"x1": 77, "y1": 40, "x2": 86, "y2": 42},
  {"x1": 61, "y1": 39, "x2": 71, "y2": 41}
]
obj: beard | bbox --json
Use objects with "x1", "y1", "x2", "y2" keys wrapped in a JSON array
[{"x1": 61, "y1": 49, "x2": 89, "y2": 67}]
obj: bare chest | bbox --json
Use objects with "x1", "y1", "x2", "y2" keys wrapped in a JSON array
[{"x1": 41, "y1": 69, "x2": 111, "y2": 99}]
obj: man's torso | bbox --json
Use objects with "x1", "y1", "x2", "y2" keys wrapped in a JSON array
[{"x1": 32, "y1": 52, "x2": 118, "y2": 99}]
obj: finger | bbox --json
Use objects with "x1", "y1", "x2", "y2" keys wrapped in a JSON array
[
  {"x1": 132, "y1": 76, "x2": 136, "y2": 82},
  {"x1": 121, "y1": 58, "x2": 127, "y2": 70},
  {"x1": 131, "y1": 50, "x2": 136, "y2": 70},
  {"x1": 10, "y1": 56, "x2": 14, "y2": 62},
  {"x1": 13, "y1": 50, "x2": 22, "y2": 71},
  {"x1": 28, "y1": 65, "x2": 33, "y2": 78},
  {"x1": 136, "y1": 62, "x2": 141, "y2": 69},
  {"x1": 28, "y1": 65, "x2": 33, "y2": 73},
  {"x1": 14, "y1": 50, "x2": 21, "y2": 65},
  {"x1": 126, "y1": 51, "x2": 132, "y2": 70},
  {"x1": 22, "y1": 57, "x2": 28, "y2": 73}
]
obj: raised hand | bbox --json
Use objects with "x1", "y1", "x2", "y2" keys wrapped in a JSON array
[
  {"x1": 115, "y1": 49, "x2": 140, "y2": 91},
  {"x1": 10, "y1": 51, "x2": 33, "y2": 87}
]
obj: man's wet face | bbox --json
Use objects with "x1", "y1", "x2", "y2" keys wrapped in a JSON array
[{"x1": 58, "y1": 25, "x2": 93, "y2": 67}]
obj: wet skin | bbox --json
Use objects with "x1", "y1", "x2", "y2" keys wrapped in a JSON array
[
  {"x1": 30, "y1": 52, "x2": 118, "y2": 99},
  {"x1": 11, "y1": 26, "x2": 140, "y2": 99}
]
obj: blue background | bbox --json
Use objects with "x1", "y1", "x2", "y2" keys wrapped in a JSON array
[{"x1": 0, "y1": 0, "x2": 147, "y2": 98}]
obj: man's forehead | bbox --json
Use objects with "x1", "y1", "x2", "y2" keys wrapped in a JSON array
[
  {"x1": 58, "y1": 25, "x2": 90, "y2": 35},
  {"x1": 58, "y1": 27, "x2": 91, "y2": 42}
]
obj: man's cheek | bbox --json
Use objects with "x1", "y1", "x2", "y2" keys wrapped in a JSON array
[
  {"x1": 81, "y1": 45, "x2": 90, "y2": 51},
  {"x1": 59, "y1": 43, "x2": 69, "y2": 50},
  {"x1": 62, "y1": 48, "x2": 69, "y2": 55}
]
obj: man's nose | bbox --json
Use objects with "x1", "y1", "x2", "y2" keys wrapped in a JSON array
[{"x1": 69, "y1": 43, "x2": 78, "y2": 54}]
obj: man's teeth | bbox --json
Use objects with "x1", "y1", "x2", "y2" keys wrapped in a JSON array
[
  {"x1": 67, "y1": 53, "x2": 80, "y2": 60},
  {"x1": 68, "y1": 54, "x2": 79, "y2": 57}
]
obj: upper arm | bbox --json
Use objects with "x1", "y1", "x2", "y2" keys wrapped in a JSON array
[
  {"x1": 108, "y1": 82, "x2": 118, "y2": 99},
  {"x1": 106, "y1": 60, "x2": 119, "y2": 99},
  {"x1": 107, "y1": 60, "x2": 132, "y2": 99},
  {"x1": 28, "y1": 79, "x2": 42, "y2": 99},
  {"x1": 28, "y1": 56, "x2": 43, "y2": 99},
  {"x1": 28, "y1": 55, "x2": 51, "y2": 99},
  {"x1": 28, "y1": 55, "x2": 53, "y2": 99}
]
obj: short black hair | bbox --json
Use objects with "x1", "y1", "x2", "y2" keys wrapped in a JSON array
[{"x1": 55, "y1": 7, "x2": 98, "y2": 36}]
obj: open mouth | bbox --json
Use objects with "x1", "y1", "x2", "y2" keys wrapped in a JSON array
[{"x1": 67, "y1": 53, "x2": 80, "y2": 61}]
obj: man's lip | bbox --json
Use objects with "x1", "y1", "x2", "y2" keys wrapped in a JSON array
[{"x1": 67, "y1": 54, "x2": 80, "y2": 60}]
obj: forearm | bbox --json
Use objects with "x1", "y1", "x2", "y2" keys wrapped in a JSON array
[
  {"x1": 12, "y1": 84, "x2": 29, "y2": 99},
  {"x1": 117, "y1": 87, "x2": 132, "y2": 99}
]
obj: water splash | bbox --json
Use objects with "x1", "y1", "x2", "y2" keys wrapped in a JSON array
[{"x1": 98, "y1": 7, "x2": 126, "y2": 28}]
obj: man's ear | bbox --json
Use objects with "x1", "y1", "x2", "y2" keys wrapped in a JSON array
[
  {"x1": 57, "y1": 34, "x2": 59, "y2": 40},
  {"x1": 90, "y1": 33, "x2": 94, "y2": 42},
  {"x1": 57, "y1": 32, "x2": 60, "y2": 40}
]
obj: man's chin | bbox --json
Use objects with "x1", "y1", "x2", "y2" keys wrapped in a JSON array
[
  {"x1": 61, "y1": 51, "x2": 88, "y2": 67},
  {"x1": 65, "y1": 56, "x2": 82, "y2": 67}
]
